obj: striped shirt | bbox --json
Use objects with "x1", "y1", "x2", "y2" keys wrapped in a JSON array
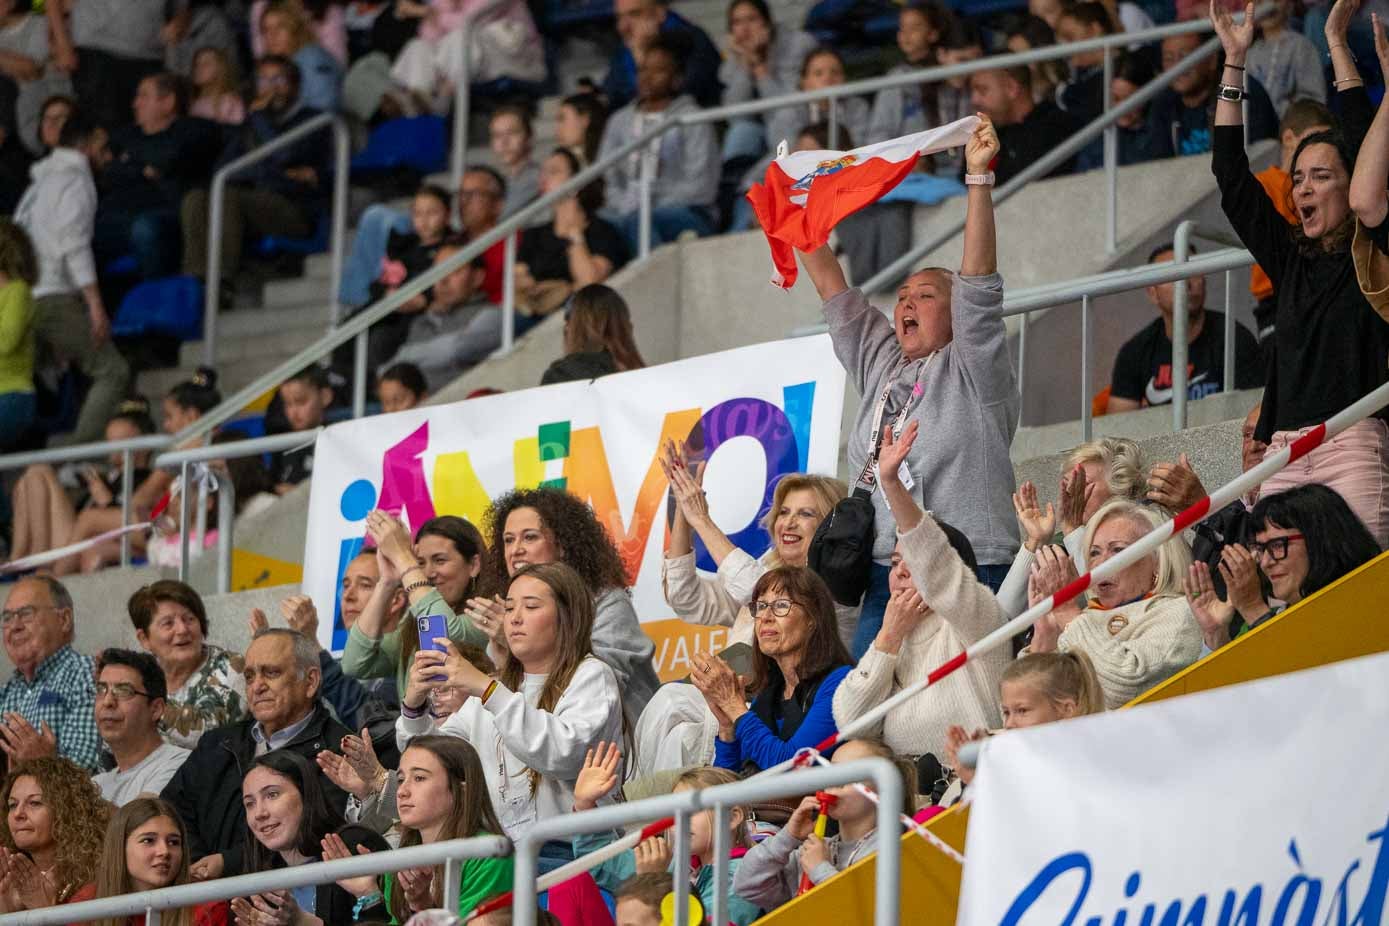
[{"x1": 0, "y1": 645, "x2": 98, "y2": 770}]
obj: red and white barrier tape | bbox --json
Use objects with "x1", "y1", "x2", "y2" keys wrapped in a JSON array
[
  {"x1": 0, "y1": 522, "x2": 152, "y2": 574},
  {"x1": 472, "y1": 378, "x2": 1389, "y2": 915}
]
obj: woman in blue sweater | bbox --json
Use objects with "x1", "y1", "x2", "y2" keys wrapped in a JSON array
[{"x1": 692, "y1": 566, "x2": 853, "y2": 773}]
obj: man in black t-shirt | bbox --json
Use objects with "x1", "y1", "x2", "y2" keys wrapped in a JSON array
[
  {"x1": 1109, "y1": 244, "x2": 1264, "y2": 412},
  {"x1": 968, "y1": 65, "x2": 1080, "y2": 184}
]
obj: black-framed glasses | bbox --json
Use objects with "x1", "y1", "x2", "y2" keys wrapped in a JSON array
[
  {"x1": 95, "y1": 682, "x2": 151, "y2": 701},
  {"x1": 751, "y1": 598, "x2": 796, "y2": 618},
  {"x1": 1248, "y1": 534, "x2": 1305, "y2": 562},
  {"x1": 0, "y1": 605, "x2": 58, "y2": 627}
]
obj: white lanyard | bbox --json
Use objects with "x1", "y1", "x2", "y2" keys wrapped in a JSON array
[{"x1": 856, "y1": 354, "x2": 934, "y2": 490}]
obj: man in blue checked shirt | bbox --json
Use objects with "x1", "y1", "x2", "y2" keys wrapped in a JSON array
[{"x1": 0, "y1": 576, "x2": 99, "y2": 771}]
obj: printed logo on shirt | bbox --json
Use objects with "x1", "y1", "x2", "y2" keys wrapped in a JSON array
[{"x1": 1144, "y1": 365, "x2": 1211, "y2": 406}]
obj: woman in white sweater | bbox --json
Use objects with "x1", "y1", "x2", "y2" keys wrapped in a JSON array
[
  {"x1": 831, "y1": 420, "x2": 1011, "y2": 763},
  {"x1": 395, "y1": 561, "x2": 623, "y2": 870},
  {"x1": 1025, "y1": 498, "x2": 1203, "y2": 708},
  {"x1": 659, "y1": 439, "x2": 853, "y2": 647}
]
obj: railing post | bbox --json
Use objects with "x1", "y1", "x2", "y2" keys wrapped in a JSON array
[
  {"x1": 1103, "y1": 45, "x2": 1117, "y2": 254},
  {"x1": 639, "y1": 161, "x2": 654, "y2": 261},
  {"x1": 501, "y1": 232, "x2": 517, "y2": 355},
  {"x1": 711, "y1": 803, "x2": 730, "y2": 926},
  {"x1": 146, "y1": 906, "x2": 160, "y2": 926},
  {"x1": 872, "y1": 761, "x2": 903, "y2": 926},
  {"x1": 450, "y1": 15, "x2": 474, "y2": 211},
  {"x1": 1223, "y1": 268, "x2": 1236, "y2": 393},
  {"x1": 216, "y1": 472, "x2": 235, "y2": 595},
  {"x1": 1172, "y1": 220, "x2": 1194, "y2": 431},
  {"x1": 442, "y1": 857, "x2": 462, "y2": 913},
  {"x1": 512, "y1": 836, "x2": 540, "y2": 926},
  {"x1": 119, "y1": 448, "x2": 134, "y2": 567},
  {"x1": 1081, "y1": 294, "x2": 1093, "y2": 441},
  {"x1": 672, "y1": 809, "x2": 691, "y2": 925},
  {"x1": 195, "y1": 467, "x2": 209, "y2": 572},
  {"x1": 330, "y1": 117, "x2": 350, "y2": 325},
  {"x1": 352, "y1": 329, "x2": 368, "y2": 419},
  {"x1": 178, "y1": 461, "x2": 191, "y2": 583},
  {"x1": 1017, "y1": 312, "x2": 1029, "y2": 407},
  {"x1": 828, "y1": 96, "x2": 839, "y2": 148},
  {"x1": 203, "y1": 173, "x2": 227, "y2": 368}
]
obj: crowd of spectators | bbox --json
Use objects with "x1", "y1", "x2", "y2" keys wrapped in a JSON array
[{"x1": 1, "y1": 0, "x2": 1389, "y2": 921}]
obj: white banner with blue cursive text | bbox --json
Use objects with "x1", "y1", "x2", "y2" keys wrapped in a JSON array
[{"x1": 958, "y1": 650, "x2": 1389, "y2": 926}]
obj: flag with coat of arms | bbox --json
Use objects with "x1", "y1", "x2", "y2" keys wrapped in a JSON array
[{"x1": 746, "y1": 115, "x2": 980, "y2": 289}]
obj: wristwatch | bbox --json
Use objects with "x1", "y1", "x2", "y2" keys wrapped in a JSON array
[
  {"x1": 964, "y1": 172, "x2": 995, "y2": 186},
  {"x1": 1217, "y1": 83, "x2": 1247, "y2": 102}
]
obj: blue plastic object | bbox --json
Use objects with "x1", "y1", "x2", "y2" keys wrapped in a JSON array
[
  {"x1": 350, "y1": 116, "x2": 449, "y2": 176},
  {"x1": 111, "y1": 275, "x2": 205, "y2": 342},
  {"x1": 255, "y1": 211, "x2": 331, "y2": 258},
  {"x1": 103, "y1": 254, "x2": 139, "y2": 277}
]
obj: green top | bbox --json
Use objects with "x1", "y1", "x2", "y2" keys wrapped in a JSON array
[
  {"x1": 0, "y1": 280, "x2": 35, "y2": 396},
  {"x1": 380, "y1": 852, "x2": 513, "y2": 923},
  {"x1": 341, "y1": 588, "x2": 490, "y2": 696}
]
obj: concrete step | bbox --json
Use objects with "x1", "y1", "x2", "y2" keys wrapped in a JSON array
[
  {"x1": 262, "y1": 275, "x2": 335, "y2": 308},
  {"x1": 177, "y1": 320, "x2": 327, "y2": 369},
  {"x1": 216, "y1": 300, "x2": 334, "y2": 338}
]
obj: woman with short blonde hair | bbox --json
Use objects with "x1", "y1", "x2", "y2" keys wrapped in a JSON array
[{"x1": 1025, "y1": 497, "x2": 1202, "y2": 709}]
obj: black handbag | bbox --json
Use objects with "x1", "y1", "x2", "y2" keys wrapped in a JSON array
[{"x1": 808, "y1": 486, "x2": 876, "y2": 606}]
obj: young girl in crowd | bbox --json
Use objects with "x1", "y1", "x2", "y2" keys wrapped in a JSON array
[
  {"x1": 378, "y1": 362, "x2": 427, "y2": 413},
  {"x1": 350, "y1": 186, "x2": 453, "y2": 382},
  {"x1": 571, "y1": 743, "x2": 763, "y2": 926},
  {"x1": 52, "y1": 370, "x2": 223, "y2": 574},
  {"x1": 732, "y1": 738, "x2": 912, "y2": 909},
  {"x1": 189, "y1": 47, "x2": 245, "y2": 126},
  {"x1": 489, "y1": 106, "x2": 540, "y2": 216},
  {"x1": 540, "y1": 284, "x2": 645, "y2": 385},
  {"x1": 554, "y1": 92, "x2": 607, "y2": 165},
  {"x1": 394, "y1": 561, "x2": 624, "y2": 871},
  {"x1": 348, "y1": 514, "x2": 494, "y2": 698},
  {"x1": 868, "y1": 2, "x2": 958, "y2": 142},
  {"x1": 943, "y1": 651, "x2": 1105, "y2": 790},
  {"x1": 9, "y1": 400, "x2": 155, "y2": 561},
  {"x1": 719, "y1": 0, "x2": 818, "y2": 162},
  {"x1": 232, "y1": 751, "x2": 389, "y2": 926},
  {"x1": 271, "y1": 365, "x2": 335, "y2": 493},
  {"x1": 93, "y1": 798, "x2": 228, "y2": 926},
  {"x1": 0, "y1": 758, "x2": 110, "y2": 912},
  {"x1": 326, "y1": 736, "x2": 512, "y2": 921},
  {"x1": 0, "y1": 218, "x2": 36, "y2": 452}
]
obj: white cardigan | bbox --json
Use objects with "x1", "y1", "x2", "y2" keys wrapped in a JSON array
[
  {"x1": 395, "y1": 656, "x2": 623, "y2": 839},
  {"x1": 831, "y1": 516, "x2": 1009, "y2": 760},
  {"x1": 1055, "y1": 595, "x2": 1203, "y2": 708}
]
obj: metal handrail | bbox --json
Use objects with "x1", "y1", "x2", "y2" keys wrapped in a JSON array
[
  {"x1": 0, "y1": 835, "x2": 511, "y2": 925},
  {"x1": 156, "y1": 428, "x2": 322, "y2": 591},
  {"x1": 511, "y1": 758, "x2": 905, "y2": 926},
  {"x1": 203, "y1": 112, "x2": 351, "y2": 365}
]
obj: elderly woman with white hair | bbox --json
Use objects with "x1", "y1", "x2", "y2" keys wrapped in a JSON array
[
  {"x1": 997, "y1": 437, "x2": 1150, "y2": 616},
  {"x1": 1024, "y1": 497, "x2": 1202, "y2": 709}
]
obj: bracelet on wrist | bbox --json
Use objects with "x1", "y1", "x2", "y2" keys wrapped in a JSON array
[
  {"x1": 352, "y1": 892, "x2": 383, "y2": 920},
  {"x1": 1224, "y1": 63, "x2": 1245, "y2": 70},
  {"x1": 480, "y1": 679, "x2": 499, "y2": 704},
  {"x1": 401, "y1": 699, "x2": 427, "y2": 718},
  {"x1": 404, "y1": 578, "x2": 432, "y2": 595}
]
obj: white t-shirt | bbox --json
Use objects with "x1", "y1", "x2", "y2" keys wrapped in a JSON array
[{"x1": 93, "y1": 742, "x2": 192, "y2": 806}]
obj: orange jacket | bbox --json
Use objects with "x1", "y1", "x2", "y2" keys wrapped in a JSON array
[{"x1": 1251, "y1": 166, "x2": 1297, "y2": 302}]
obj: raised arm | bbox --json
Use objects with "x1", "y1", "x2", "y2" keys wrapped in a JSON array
[
  {"x1": 659, "y1": 440, "x2": 737, "y2": 565},
  {"x1": 799, "y1": 244, "x2": 849, "y2": 302},
  {"x1": 1325, "y1": 0, "x2": 1366, "y2": 100},
  {"x1": 959, "y1": 115, "x2": 999, "y2": 277},
  {"x1": 1212, "y1": 1, "x2": 1257, "y2": 128},
  {"x1": 1351, "y1": 14, "x2": 1389, "y2": 228}
]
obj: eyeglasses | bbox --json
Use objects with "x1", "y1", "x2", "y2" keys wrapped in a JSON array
[
  {"x1": 96, "y1": 682, "x2": 151, "y2": 701},
  {"x1": 751, "y1": 598, "x2": 797, "y2": 618},
  {"x1": 1248, "y1": 534, "x2": 1305, "y2": 562},
  {"x1": 0, "y1": 605, "x2": 58, "y2": 627}
]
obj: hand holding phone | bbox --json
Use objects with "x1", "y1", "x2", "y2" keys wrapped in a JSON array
[{"x1": 417, "y1": 614, "x2": 449, "y2": 682}]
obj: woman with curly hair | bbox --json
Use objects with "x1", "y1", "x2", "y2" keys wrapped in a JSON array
[
  {"x1": 0, "y1": 757, "x2": 110, "y2": 912},
  {"x1": 93, "y1": 798, "x2": 228, "y2": 926}
]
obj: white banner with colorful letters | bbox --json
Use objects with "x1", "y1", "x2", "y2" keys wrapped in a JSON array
[
  {"x1": 301, "y1": 335, "x2": 845, "y2": 681},
  {"x1": 957, "y1": 650, "x2": 1389, "y2": 926}
]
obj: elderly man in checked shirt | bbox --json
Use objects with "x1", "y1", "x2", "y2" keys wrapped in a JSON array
[{"x1": 0, "y1": 576, "x2": 99, "y2": 771}]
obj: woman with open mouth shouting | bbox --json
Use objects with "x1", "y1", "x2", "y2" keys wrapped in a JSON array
[{"x1": 1212, "y1": 0, "x2": 1389, "y2": 548}]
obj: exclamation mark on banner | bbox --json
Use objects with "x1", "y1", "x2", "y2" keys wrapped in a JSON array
[{"x1": 538, "y1": 421, "x2": 571, "y2": 490}]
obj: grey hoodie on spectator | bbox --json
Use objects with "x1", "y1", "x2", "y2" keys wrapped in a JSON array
[
  {"x1": 70, "y1": 0, "x2": 164, "y2": 60},
  {"x1": 599, "y1": 95, "x2": 719, "y2": 214},
  {"x1": 732, "y1": 826, "x2": 879, "y2": 909},
  {"x1": 826, "y1": 274, "x2": 1020, "y2": 566}
]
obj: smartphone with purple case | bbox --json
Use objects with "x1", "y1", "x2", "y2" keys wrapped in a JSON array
[{"x1": 417, "y1": 614, "x2": 449, "y2": 681}]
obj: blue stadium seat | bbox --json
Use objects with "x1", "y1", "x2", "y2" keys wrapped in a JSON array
[
  {"x1": 351, "y1": 116, "x2": 449, "y2": 177},
  {"x1": 103, "y1": 254, "x2": 139, "y2": 278},
  {"x1": 255, "y1": 212, "x2": 331, "y2": 258},
  {"x1": 111, "y1": 275, "x2": 205, "y2": 342},
  {"x1": 540, "y1": 0, "x2": 613, "y2": 31}
]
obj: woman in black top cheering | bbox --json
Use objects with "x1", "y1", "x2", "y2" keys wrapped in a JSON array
[{"x1": 1211, "y1": 0, "x2": 1389, "y2": 547}]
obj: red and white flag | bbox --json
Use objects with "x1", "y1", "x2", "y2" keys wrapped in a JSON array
[{"x1": 746, "y1": 115, "x2": 979, "y2": 289}]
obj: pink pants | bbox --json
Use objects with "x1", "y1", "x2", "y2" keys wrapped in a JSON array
[{"x1": 1259, "y1": 419, "x2": 1389, "y2": 548}]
